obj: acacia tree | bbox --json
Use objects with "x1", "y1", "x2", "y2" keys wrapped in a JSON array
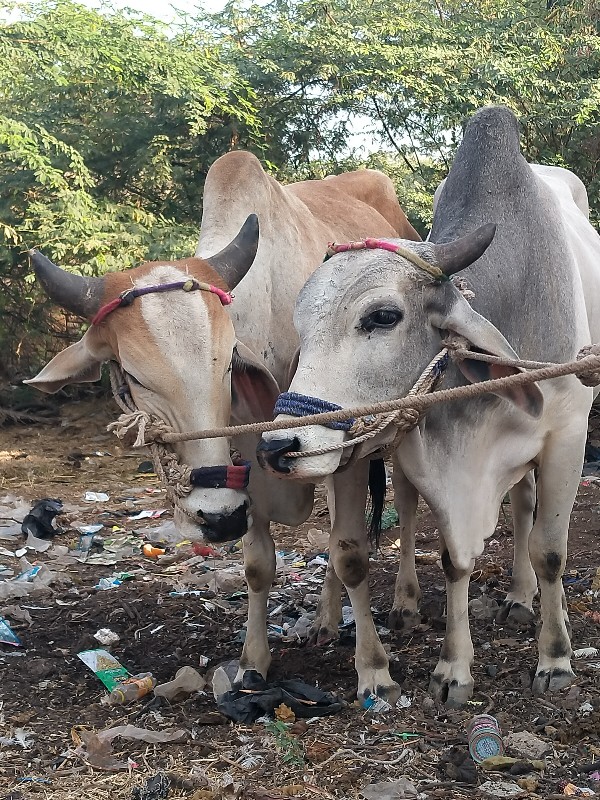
[
  {"x1": 0, "y1": 0, "x2": 264, "y2": 377},
  {"x1": 2, "y1": 0, "x2": 600, "y2": 381},
  {"x1": 209, "y1": 0, "x2": 600, "y2": 217}
]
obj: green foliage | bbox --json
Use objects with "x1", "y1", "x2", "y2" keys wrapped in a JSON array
[
  {"x1": 209, "y1": 0, "x2": 600, "y2": 220},
  {"x1": 264, "y1": 719, "x2": 305, "y2": 766},
  {"x1": 0, "y1": 0, "x2": 263, "y2": 378},
  {"x1": 2, "y1": 0, "x2": 600, "y2": 382}
]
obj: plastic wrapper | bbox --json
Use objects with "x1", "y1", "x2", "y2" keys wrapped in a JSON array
[
  {"x1": 21, "y1": 498, "x2": 63, "y2": 539},
  {"x1": 216, "y1": 669, "x2": 342, "y2": 723},
  {"x1": 73, "y1": 724, "x2": 187, "y2": 771},
  {"x1": 0, "y1": 616, "x2": 22, "y2": 646},
  {"x1": 0, "y1": 557, "x2": 59, "y2": 601},
  {"x1": 360, "y1": 778, "x2": 419, "y2": 800}
]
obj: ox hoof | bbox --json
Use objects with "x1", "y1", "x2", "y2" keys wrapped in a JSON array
[
  {"x1": 388, "y1": 607, "x2": 421, "y2": 632},
  {"x1": 234, "y1": 663, "x2": 269, "y2": 686},
  {"x1": 429, "y1": 673, "x2": 474, "y2": 708},
  {"x1": 532, "y1": 667, "x2": 575, "y2": 695},
  {"x1": 496, "y1": 600, "x2": 535, "y2": 626},
  {"x1": 308, "y1": 624, "x2": 339, "y2": 647},
  {"x1": 360, "y1": 680, "x2": 402, "y2": 706}
]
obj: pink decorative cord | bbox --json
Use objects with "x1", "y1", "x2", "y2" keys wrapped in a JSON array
[
  {"x1": 326, "y1": 238, "x2": 447, "y2": 281},
  {"x1": 92, "y1": 278, "x2": 232, "y2": 326},
  {"x1": 196, "y1": 282, "x2": 233, "y2": 306}
]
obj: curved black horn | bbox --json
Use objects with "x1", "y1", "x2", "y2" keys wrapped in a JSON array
[
  {"x1": 206, "y1": 214, "x2": 259, "y2": 290},
  {"x1": 434, "y1": 223, "x2": 497, "y2": 276},
  {"x1": 28, "y1": 250, "x2": 105, "y2": 319}
]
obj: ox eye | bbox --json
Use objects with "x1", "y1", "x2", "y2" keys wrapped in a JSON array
[{"x1": 359, "y1": 308, "x2": 403, "y2": 332}]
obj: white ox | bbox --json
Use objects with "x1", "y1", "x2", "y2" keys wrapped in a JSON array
[
  {"x1": 259, "y1": 107, "x2": 600, "y2": 704},
  {"x1": 26, "y1": 150, "x2": 419, "y2": 685}
]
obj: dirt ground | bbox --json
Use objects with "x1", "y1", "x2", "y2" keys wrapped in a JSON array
[{"x1": 1, "y1": 398, "x2": 599, "y2": 800}]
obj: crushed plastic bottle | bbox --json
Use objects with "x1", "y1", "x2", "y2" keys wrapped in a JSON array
[
  {"x1": 94, "y1": 577, "x2": 122, "y2": 591},
  {"x1": 108, "y1": 673, "x2": 156, "y2": 705},
  {"x1": 363, "y1": 693, "x2": 393, "y2": 713},
  {"x1": 286, "y1": 615, "x2": 313, "y2": 640}
]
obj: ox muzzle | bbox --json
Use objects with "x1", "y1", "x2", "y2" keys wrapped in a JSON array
[
  {"x1": 257, "y1": 423, "x2": 346, "y2": 479},
  {"x1": 257, "y1": 391, "x2": 351, "y2": 478},
  {"x1": 199, "y1": 501, "x2": 250, "y2": 542}
]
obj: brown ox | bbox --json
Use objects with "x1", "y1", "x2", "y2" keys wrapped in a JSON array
[{"x1": 26, "y1": 151, "x2": 419, "y2": 690}]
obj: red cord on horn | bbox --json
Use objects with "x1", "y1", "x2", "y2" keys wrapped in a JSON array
[{"x1": 91, "y1": 297, "x2": 123, "y2": 325}]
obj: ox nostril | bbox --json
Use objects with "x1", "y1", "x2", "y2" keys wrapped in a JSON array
[
  {"x1": 199, "y1": 502, "x2": 248, "y2": 543},
  {"x1": 256, "y1": 437, "x2": 300, "y2": 474}
]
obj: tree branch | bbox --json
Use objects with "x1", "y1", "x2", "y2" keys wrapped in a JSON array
[{"x1": 372, "y1": 97, "x2": 416, "y2": 173}]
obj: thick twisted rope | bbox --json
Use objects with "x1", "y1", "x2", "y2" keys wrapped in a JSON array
[
  {"x1": 577, "y1": 345, "x2": 600, "y2": 387},
  {"x1": 284, "y1": 348, "x2": 450, "y2": 459},
  {"x1": 107, "y1": 363, "x2": 198, "y2": 524},
  {"x1": 109, "y1": 345, "x2": 600, "y2": 445}
]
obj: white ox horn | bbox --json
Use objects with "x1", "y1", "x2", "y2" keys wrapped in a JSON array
[
  {"x1": 206, "y1": 213, "x2": 260, "y2": 290},
  {"x1": 434, "y1": 223, "x2": 497, "y2": 276},
  {"x1": 28, "y1": 249, "x2": 105, "y2": 319}
]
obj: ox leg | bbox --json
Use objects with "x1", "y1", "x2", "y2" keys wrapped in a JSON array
[
  {"x1": 236, "y1": 515, "x2": 275, "y2": 682},
  {"x1": 497, "y1": 471, "x2": 538, "y2": 625},
  {"x1": 309, "y1": 476, "x2": 343, "y2": 645},
  {"x1": 429, "y1": 536, "x2": 475, "y2": 707},
  {"x1": 529, "y1": 432, "x2": 584, "y2": 694},
  {"x1": 388, "y1": 459, "x2": 421, "y2": 632},
  {"x1": 330, "y1": 460, "x2": 400, "y2": 703},
  {"x1": 310, "y1": 558, "x2": 343, "y2": 645}
]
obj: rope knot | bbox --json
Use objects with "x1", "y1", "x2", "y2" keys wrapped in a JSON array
[
  {"x1": 349, "y1": 414, "x2": 382, "y2": 437},
  {"x1": 119, "y1": 289, "x2": 136, "y2": 307},
  {"x1": 440, "y1": 334, "x2": 470, "y2": 361},
  {"x1": 107, "y1": 411, "x2": 173, "y2": 448},
  {"x1": 395, "y1": 407, "x2": 421, "y2": 430},
  {"x1": 576, "y1": 345, "x2": 600, "y2": 387},
  {"x1": 158, "y1": 449, "x2": 193, "y2": 497}
]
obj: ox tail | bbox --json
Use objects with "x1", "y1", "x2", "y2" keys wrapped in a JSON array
[{"x1": 367, "y1": 458, "x2": 386, "y2": 547}]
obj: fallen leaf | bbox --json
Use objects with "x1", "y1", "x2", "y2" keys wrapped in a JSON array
[{"x1": 275, "y1": 704, "x2": 296, "y2": 723}]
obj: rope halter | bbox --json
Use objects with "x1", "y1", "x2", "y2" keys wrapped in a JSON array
[{"x1": 273, "y1": 349, "x2": 450, "y2": 467}]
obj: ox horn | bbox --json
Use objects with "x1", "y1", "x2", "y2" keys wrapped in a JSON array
[
  {"x1": 28, "y1": 250, "x2": 105, "y2": 319},
  {"x1": 206, "y1": 214, "x2": 260, "y2": 290},
  {"x1": 434, "y1": 223, "x2": 497, "y2": 276}
]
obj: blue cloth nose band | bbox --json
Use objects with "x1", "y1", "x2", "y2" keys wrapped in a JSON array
[{"x1": 273, "y1": 391, "x2": 355, "y2": 431}]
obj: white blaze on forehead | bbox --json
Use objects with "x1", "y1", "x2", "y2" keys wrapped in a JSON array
[
  {"x1": 135, "y1": 265, "x2": 214, "y2": 377},
  {"x1": 131, "y1": 265, "x2": 235, "y2": 439},
  {"x1": 128, "y1": 265, "x2": 242, "y2": 521},
  {"x1": 294, "y1": 242, "x2": 433, "y2": 342}
]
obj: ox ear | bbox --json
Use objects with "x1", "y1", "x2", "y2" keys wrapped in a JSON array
[
  {"x1": 23, "y1": 329, "x2": 112, "y2": 394},
  {"x1": 231, "y1": 341, "x2": 280, "y2": 423},
  {"x1": 430, "y1": 294, "x2": 544, "y2": 418}
]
